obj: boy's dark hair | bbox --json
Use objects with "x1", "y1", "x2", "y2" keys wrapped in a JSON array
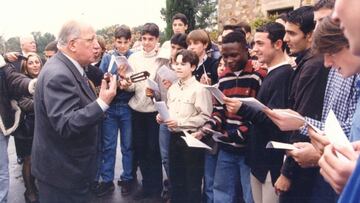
[
  {"x1": 175, "y1": 49, "x2": 199, "y2": 67},
  {"x1": 256, "y1": 22, "x2": 287, "y2": 51},
  {"x1": 314, "y1": 0, "x2": 335, "y2": 11},
  {"x1": 223, "y1": 24, "x2": 241, "y2": 31},
  {"x1": 171, "y1": 33, "x2": 188, "y2": 49},
  {"x1": 238, "y1": 21, "x2": 251, "y2": 34},
  {"x1": 286, "y1": 6, "x2": 316, "y2": 35},
  {"x1": 277, "y1": 13, "x2": 288, "y2": 22},
  {"x1": 222, "y1": 31, "x2": 247, "y2": 50},
  {"x1": 115, "y1": 25, "x2": 131, "y2": 40},
  {"x1": 141, "y1": 23, "x2": 160, "y2": 37},
  {"x1": 312, "y1": 16, "x2": 349, "y2": 55},
  {"x1": 45, "y1": 40, "x2": 58, "y2": 52},
  {"x1": 172, "y1": 13, "x2": 188, "y2": 25}
]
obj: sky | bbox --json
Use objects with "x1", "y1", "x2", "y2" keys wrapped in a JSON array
[{"x1": 0, "y1": 0, "x2": 166, "y2": 39}]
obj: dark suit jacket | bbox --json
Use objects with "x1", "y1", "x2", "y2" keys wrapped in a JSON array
[{"x1": 31, "y1": 51, "x2": 104, "y2": 189}]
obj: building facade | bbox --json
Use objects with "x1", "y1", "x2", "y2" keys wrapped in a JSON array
[{"x1": 218, "y1": 0, "x2": 315, "y2": 27}]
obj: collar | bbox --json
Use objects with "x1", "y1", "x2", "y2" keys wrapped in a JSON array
[
  {"x1": 142, "y1": 48, "x2": 158, "y2": 58},
  {"x1": 114, "y1": 49, "x2": 132, "y2": 58},
  {"x1": 62, "y1": 52, "x2": 85, "y2": 76},
  {"x1": 355, "y1": 74, "x2": 360, "y2": 89},
  {"x1": 295, "y1": 49, "x2": 310, "y2": 65},
  {"x1": 198, "y1": 54, "x2": 208, "y2": 67},
  {"x1": 222, "y1": 60, "x2": 254, "y2": 76},
  {"x1": 267, "y1": 61, "x2": 290, "y2": 73},
  {"x1": 178, "y1": 76, "x2": 196, "y2": 88}
]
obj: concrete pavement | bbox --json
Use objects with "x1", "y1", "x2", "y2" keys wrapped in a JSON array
[{"x1": 7, "y1": 136, "x2": 164, "y2": 203}]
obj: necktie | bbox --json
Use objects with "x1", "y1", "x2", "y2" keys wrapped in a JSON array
[{"x1": 83, "y1": 73, "x2": 97, "y2": 96}]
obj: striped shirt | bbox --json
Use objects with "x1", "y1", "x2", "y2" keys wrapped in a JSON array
[{"x1": 206, "y1": 60, "x2": 267, "y2": 147}]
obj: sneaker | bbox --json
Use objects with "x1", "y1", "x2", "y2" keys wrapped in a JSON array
[
  {"x1": 17, "y1": 157, "x2": 24, "y2": 165},
  {"x1": 95, "y1": 182, "x2": 114, "y2": 197},
  {"x1": 90, "y1": 181, "x2": 100, "y2": 193},
  {"x1": 120, "y1": 181, "x2": 133, "y2": 196}
]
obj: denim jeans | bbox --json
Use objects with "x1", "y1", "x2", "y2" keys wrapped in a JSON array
[
  {"x1": 0, "y1": 134, "x2": 9, "y2": 203},
  {"x1": 99, "y1": 103, "x2": 133, "y2": 182},
  {"x1": 213, "y1": 149, "x2": 254, "y2": 203},
  {"x1": 159, "y1": 124, "x2": 171, "y2": 178},
  {"x1": 203, "y1": 152, "x2": 218, "y2": 203}
]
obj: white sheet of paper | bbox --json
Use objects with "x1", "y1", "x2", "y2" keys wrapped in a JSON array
[
  {"x1": 266, "y1": 141, "x2": 297, "y2": 150},
  {"x1": 147, "y1": 78, "x2": 160, "y2": 92},
  {"x1": 181, "y1": 131, "x2": 212, "y2": 150},
  {"x1": 154, "y1": 100, "x2": 170, "y2": 121},
  {"x1": 324, "y1": 110, "x2": 353, "y2": 160},
  {"x1": 203, "y1": 85, "x2": 225, "y2": 104},
  {"x1": 157, "y1": 65, "x2": 178, "y2": 82},
  {"x1": 238, "y1": 97, "x2": 268, "y2": 111},
  {"x1": 107, "y1": 55, "x2": 116, "y2": 73}
]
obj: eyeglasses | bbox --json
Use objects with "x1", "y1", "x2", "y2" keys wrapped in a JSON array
[{"x1": 74, "y1": 36, "x2": 96, "y2": 43}]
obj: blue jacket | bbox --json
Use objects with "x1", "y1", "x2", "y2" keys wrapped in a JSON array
[{"x1": 99, "y1": 50, "x2": 134, "y2": 104}]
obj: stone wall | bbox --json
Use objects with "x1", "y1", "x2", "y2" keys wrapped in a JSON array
[{"x1": 218, "y1": 0, "x2": 315, "y2": 29}]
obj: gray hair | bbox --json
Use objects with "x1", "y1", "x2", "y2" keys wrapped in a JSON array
[
  {"x1": 57, "y1": 20, "x2": 83, "y2": 48},
  {"x1": 19, "y1": 35, "x2": 34, "y2": 45}
]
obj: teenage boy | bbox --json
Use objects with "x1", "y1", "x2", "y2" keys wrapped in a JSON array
[
  {"x1": 224, "y1": 22, "x2": 293, "y2": 203},
  {"x1": 126, "y1": 23, "x2": 163, "y2": 200},
  {"x1": 194, "y1": 31, "x2": 266, "y2": 203},
  {"x1": 157, "y1": 49, "x2": 212, "y2": 203},
  {"x1": 187, "y1": 29, "x2": 219, "y2": 85},
  {"x1": 162, "y1": 13, "x2": 188, "y2": 49},
  {"x1": 315, "y1": 0, "x2": 360, "y2": 199},
  {"x1": 263, "y1": 2, "x2": 359, "y2": 202},
  {"x1": 264, "y1": 6, "x2": 329, "y2": 202},
  {"x1": 95, "y1": 25, "x2": 135, "y2": 197}
]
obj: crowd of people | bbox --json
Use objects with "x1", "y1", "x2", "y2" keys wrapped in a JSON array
[{"x1": 1, "y1": 0, "x2": 360, "y2": 202}]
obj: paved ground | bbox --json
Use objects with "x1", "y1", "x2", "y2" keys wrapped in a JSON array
[{"x1": 8, "y1": 136, "x2": 164, "y2": 203}]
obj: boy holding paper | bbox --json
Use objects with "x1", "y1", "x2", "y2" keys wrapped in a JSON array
[
  {"x1": 223, "y1": 22, "x2": 293, "y2": 203},
  {"x1": 96, "y1": 25, "x2": 135, "y2": 196},
  {"x1": 156, "y1": 49, "x2": 212, "y2": 203},
  {"x1": 194, "y1": 31, "x2": 267, "y2": 203}
]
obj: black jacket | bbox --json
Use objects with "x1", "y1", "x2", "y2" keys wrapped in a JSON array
[
  {"x1": 238, "y1": 64, "x2": 293, "y2": 184},
  {"x1": 0, "y1": 63, "x2": 30, "y2": 134}
]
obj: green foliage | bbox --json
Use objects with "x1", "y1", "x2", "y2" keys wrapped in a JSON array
[
  {"x1": 96, "y1": 24, "x2": 119, "y2": 50},
  {"x1": 32, "y1": 32, "x2": 56, "y2": 55},
  {"x1": 161, "y1": 0, "x2": 197, "y2": 39},
  {"x1": 195, "y1": 0, "x2": 218, "y2": 30},
  {"x1": 0, "y1": 36, "x2": 6, "y2": 54},
  {"x1": 250, "y1": 15, "x2": 278, "y2": 31},
  {"x1": 5, "y1": 37, "x2": 20, "y2": 52}
]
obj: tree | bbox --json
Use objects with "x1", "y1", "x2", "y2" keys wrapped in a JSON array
[
  {"x1": 5, "y1": 37, "x2": 20, "y2": 52},
  {"x1": 0, "y1": 36, "x2": 6, "y2": 54},
  {"x1": 31, "y1": 32, "x2": 56, "y2": 55},
  {"x1": 96, "y1": 24, "x2": 119, "y2": 50},
  {"x1": 161, "y1": 0, "x2": 197, "y2": 39},
  {"x1": 196, "y1": 0, "x2": 218, "y2": 30}
]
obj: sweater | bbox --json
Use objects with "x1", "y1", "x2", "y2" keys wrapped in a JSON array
[{"x1": 128, "y1": 49, "x2": 159, "y2": 112}]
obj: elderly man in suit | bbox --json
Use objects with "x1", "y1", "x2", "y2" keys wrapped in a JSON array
[{"x1": 31, "y1": 20, "x2": 117, "y2": 203}]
